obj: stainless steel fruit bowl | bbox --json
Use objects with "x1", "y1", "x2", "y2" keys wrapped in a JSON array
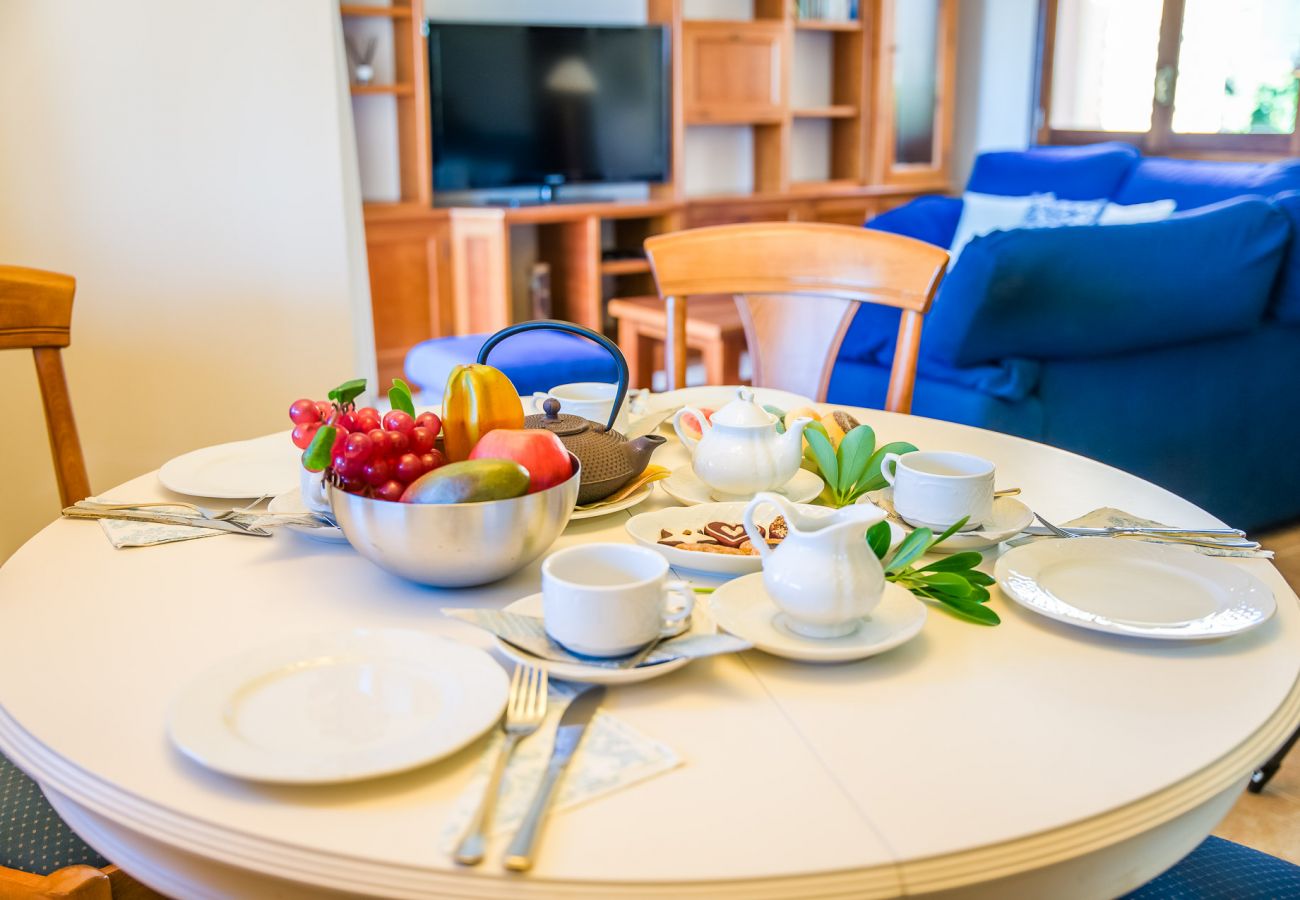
[{"x1": 328, "y1": 455, "x2": 580, "y2": 588}]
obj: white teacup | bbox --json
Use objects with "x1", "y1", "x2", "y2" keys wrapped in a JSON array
[
  {"x1": 300, "y1": 465, "x2": 331, "y2": 516},
  {"x1": 533, "y1": 382, "x2": 629, "y2": 433},
  {"x1": 542, "y1": 543, "x2": 694, "y2": 658},
  {"x1": 880, "y1": 451, "x2": 995, "y2": 531}
]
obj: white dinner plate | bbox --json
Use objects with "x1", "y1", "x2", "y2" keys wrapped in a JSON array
[
  {"x1": 863, "y1": 490, "x2": 1034, "y2": 553},
  {"x1": 159, "y1": 433, "x2": 303, "y2": 499},
  {"x1": 167, "y1": 629, "x2": 508, "y2": 783},
  {"x1": 709, "y1": 574, "x2": 927, "y2": 663},
  {"x1": 995, "y1": 538, "x2": 1276, "y2": 640},
  {"x1": 569, "y1": 482, "x2": 655, "y2": 521},
  {"x1": 638, "y1": 386, "x2": 816, "y2": 419},
  {"x1": 627, "y1": 501, "x2": 905, "y2": 577},
  {"x1": 494, "y1": 593, "x2": 706, "y2": 685},
  {"x1": 661, "y1": 465, "x2": 824, "y2": 507},
  {"x1": 267, "y1": 489, "x2": 347, "y2": 543}
]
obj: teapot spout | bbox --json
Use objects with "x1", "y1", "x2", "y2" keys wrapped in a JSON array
[
  {"x1": 624, "y1": 433, "x2": 667, "y2": 476},
  {"x1": 779, "y1": 415, "x2": 815, "y2": 463}
]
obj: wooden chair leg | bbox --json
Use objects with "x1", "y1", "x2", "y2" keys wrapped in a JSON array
[
  {"x1": 721, "y1": 334, "x2": 745, "y2": 385},
  {"x1": 701, "y1": 339, "x2": 726, "y2": 386},
  {"x1": 0, "y1": 864, "x2": 111, "y2": 899}
]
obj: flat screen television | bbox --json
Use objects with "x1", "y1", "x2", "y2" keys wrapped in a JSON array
[{"x1": 427, "y1": 23, "x2": 670, "y2": 194}]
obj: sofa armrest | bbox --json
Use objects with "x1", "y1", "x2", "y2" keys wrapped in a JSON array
[
  {"x1": 923, "y1": 197, "x2": 1290, "y2": 367},
  {"x1": 865, "y1": 195, "x2": 961, "y2": 249}
]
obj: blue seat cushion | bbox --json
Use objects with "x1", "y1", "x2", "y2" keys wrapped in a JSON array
[
  {"x1": 1114, "y1": 156, "x2": 1300, "y2": 210},
  {"x1": 1, "y1": 753, "x2": 106, "y2": 875},
  {"x1": 1123, "y1": 836, "x2": 1300, "y2": 899},
  {"x1": 923, "y1": 197, "x2": 1290, "y2": 367},
  {"x1": 966, "y1": 142, "x2": 1140, "y2": 200},
  {"x1": 405, "y1": 331, "x2": 620, "y2": 397},
  {"x1": 1269, "y1": 191, "x2": 1300, "y2": 325}
]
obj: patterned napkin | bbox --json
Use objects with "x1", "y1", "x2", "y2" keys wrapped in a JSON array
[
  {"x1": 89, "y1": 502, "x2": 230, "y2": 548},
  {"x1": 439, "y1": 682, "x2": 680, "y2": 850},
  {"x1": 443, "y1": 608, "x2": 751, "y2": 668},
  {"x1": 1009, "y1": 507, "x2": 1273, "y2": 559}
]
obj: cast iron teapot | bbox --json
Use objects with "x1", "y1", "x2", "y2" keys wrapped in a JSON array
[{"x1": 476, "y1": 320, "x2": 666, "y2": 505}]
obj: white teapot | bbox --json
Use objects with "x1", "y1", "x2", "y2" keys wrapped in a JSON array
[
  {"x1": 742, "y1": 492, "x2": 888, "y2": 638},
  {"x1": 672, "y1": 389, "x2": 813, "y2": 499}
]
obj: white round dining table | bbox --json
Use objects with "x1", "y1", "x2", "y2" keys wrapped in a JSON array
[{"x1": 1, "y1": 407, "x2": 1297, "y2": 900}]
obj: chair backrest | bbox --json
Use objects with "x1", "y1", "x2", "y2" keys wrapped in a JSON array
[
  {"x1": 0, "y1": 266, "x2": 90, "y2": 506},
  {"x1": 643, "y1": 222, "x2": 949, "y2": 411}
]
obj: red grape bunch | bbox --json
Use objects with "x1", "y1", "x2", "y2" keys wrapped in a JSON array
[{"x1": 289, "y1": 397, "x2": 446, "y2": 502}]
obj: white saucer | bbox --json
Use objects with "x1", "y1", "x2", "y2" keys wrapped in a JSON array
[
  {"x1": 996, "y1": 538, "x2": 1275, "y2": 640},
  {"x1": 569, "y1": 482, "x2": 655, "y2": 521},
  {"x1": 626, "y1": 501, "x2": 905, "y2": 577},
  {"x1": 863, "y1": 490, "x2": 1034, "y2": 553},
  {"x1": 661, "y1": 465, "x2": 824, "y2": 507},
  {"x1": 494, "y1": 593, "x2": 705, "y2": 685},
  {"x1": 167, "y1": 629, "x2": 508, "y2": 784},
  {"x1": 268, "y1": 489, "x2": 348, "y2": 542},
  {"x1": 638, "y1": 386, "x2": 815, "y2": 419},
  {"x1": 709, "y1": 574, "x2": 927, "y2": 663}
]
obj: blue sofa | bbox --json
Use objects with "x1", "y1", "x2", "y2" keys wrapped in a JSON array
[{"x1": 833, "y1": 144, "x2": 1300, "y2": 530}]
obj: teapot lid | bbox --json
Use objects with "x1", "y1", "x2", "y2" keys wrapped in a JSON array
[
  {"x1": 525, "y1": 397, "x2": 596, "y2": 437},
  {"x1": 709, "y1": 388, "x2": 777, "y2": 428}
]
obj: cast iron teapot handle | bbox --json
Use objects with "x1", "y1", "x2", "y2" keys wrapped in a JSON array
[{"x1": 476, "y1": 319, "x2": 630, "y2": 433}]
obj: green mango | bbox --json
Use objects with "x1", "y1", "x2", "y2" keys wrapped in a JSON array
[{"x1": 400, "y1": 459, "x2": 529, "y2": 504}]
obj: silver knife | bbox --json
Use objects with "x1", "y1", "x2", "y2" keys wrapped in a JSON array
[
  {"x1": 503, "y1": 685, "x2": 605, "y2": 872},
  {"x1": 61, "y1": 507, "x2": 272, "y2": 537}
]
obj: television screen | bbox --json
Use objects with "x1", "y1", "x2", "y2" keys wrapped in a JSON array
[{"x1": 428, "y1": 23, "x2": 669, "y2": 192}]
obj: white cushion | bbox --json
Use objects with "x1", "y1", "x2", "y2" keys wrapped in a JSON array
[
  {"x1": 947, "y1": 192, "x2": 1045, "y2": 269},
  {"x1": 1097, "y1": 199, "x2": 1178, "y2": 225},
  {"x1": 1020, "y1": 196, "x2": 1106, "y2": 228}
]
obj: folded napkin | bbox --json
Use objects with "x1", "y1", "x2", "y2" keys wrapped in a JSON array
[
  {"x1": 440, "y1": 682, "x2": 680, "y2": 850},
  {"x1": 90, "y1": 502, "x2": 228, "y2": 548},
  {"x1": 1010, "y1": 507, "x2": 1273, "y2": 559},
  {"x1": 443, "y1": 608, "x2": 751, "y2": 668},
  {"x1": 574, "y1": 464, "x2": 670, "y2": 511}
]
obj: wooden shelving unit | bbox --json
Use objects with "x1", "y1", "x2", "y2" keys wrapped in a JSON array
[{"x1": 340, "y1": 0, "x2": 956, "y2": 388}]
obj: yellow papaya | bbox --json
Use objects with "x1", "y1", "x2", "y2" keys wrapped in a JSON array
[{"x1": 442, "y1": 364, "x2": 524, "y2": 461}]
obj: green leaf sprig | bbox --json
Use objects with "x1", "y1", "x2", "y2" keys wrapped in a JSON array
[
  {"x1": 389, "y1": 378, "x2": 416, "y2": 416},
  {"x1": 805, "y1": 424, "x2": 917, "y2": 508},
  {"x1": 328, "y1": 378, "x2": 367, "y2": 409},
  {"x1": 866, "y1": 517, "x2": 1000, "y2": 625}
]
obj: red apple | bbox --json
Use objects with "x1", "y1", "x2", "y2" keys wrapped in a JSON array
[{"x1": 469, "y1": 429, "x2": 572, "y2": 493}]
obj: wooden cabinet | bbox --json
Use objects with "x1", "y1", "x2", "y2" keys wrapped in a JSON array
[
  {"x1": 870, "y1": 0, "x2": 959, "y2": 186},
  {"x1": 363, "y1": 212, "x2": 452, "y2": 389},
  {"x1": 683, "y1": 22, "x2": 788, "y2": 125},
  {"x1": 342, "y1": 0, "x2": 957, "y2": 389}
]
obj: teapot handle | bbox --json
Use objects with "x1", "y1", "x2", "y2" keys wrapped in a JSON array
[
  {"x1": 743, "y1": 491, "x2": 795, "y2": 562},
  {"x1": 671, "y1": 406, "x2": 709, "y2": 454},
  {"x1": 476, "y1": 320, "x2": 629, "y2": 434}
]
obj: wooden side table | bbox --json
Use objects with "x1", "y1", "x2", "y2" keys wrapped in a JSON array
[{"x1": 607, "y1": 295, "x2": 746, "y2": 388}]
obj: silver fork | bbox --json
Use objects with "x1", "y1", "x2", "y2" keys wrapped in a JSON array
[
  {"x1": 1033, "y1": 512, "x2": 1261, "y2": 551},
  {"x1": 454, "y1": 665, "x2": 548, "y2": 866}
]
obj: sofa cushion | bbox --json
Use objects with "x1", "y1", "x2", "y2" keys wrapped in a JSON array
[
  {"x1": 947, "y1": 192, "x2": 1043, "y2": 267},
  {"x1": 924, "y1": 197, "x2": 1290, "y2": 367},
  {"x1": 966, "y1": 142, "x2": 1140, "y2": 200},
  {"x1": 865, "y1": 194, "x2": 962, "y2": 249},
  {"x1": 1269, "y1": 190, "x2": 1300, "y2": 324},
  {"x1": 1114, "y1": 156, "x2": 1300, "y2": 210},
  {"x1": 1097, "y1": 199, "x2": 1176, "y2": 225}
]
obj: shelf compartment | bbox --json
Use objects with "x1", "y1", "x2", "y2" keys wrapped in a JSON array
[
  {"x1": 683, "y1": 21, "x2": 787, "y2": 126},
  {"x1": 350, "y1": 83, "x2": 415, "y2": 96},
  {"x1": 339, "y1": 5, "x2": 408, "y2": 18},
  {"x1": 795, "y1": 19, "x2": 862, "y2": 32},
  {"x1": 793, "y1": 105, "x2": 857, "y2": 119}
]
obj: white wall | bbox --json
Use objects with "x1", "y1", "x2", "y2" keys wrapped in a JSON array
[
  {"x1": 0, "y1": 1, "x2": 372, "y2": 561},
  {"x1": 952, "y1": 0, "x2": 1040, "y2": 187}
]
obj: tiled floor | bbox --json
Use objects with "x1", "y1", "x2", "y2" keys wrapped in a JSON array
[{"x1": 1211, "y1": 520, "x2": 1300, "y2": 864}]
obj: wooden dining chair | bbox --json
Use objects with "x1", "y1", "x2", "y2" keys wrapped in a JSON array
[
  {"x1": 643, "y1": 222, "x2": 950, "y2": 412},
  {"x1": 0, "y1": 266, "x2": 90, "y2": 506},
  {"x1": 0, "y1": 267, "x2": 157, "y2": 898}
]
